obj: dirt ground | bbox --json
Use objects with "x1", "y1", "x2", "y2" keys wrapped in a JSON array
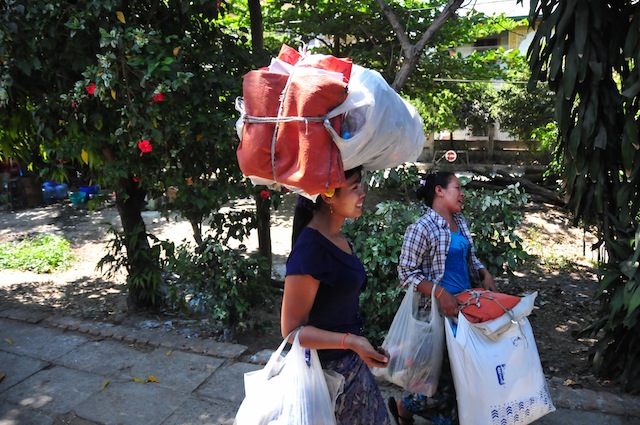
[{"x1": 0, "y1": 192, "x2": 622, "y2": 397}]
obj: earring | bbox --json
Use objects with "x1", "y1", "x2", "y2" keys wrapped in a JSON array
[{"x1": 329, "y1": 204, "x2": 333, "y2": 214}]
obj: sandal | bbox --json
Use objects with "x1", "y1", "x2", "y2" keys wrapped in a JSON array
[{"x1": 388, "y1": 397, "x2": 415, "y2": 425}]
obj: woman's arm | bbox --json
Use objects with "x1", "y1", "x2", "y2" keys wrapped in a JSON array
[
  {"x1": 281, "y1": 274, "x2": 389, "y2": 368},
  {"x1": 281, "y1": 274, "x2": 319, "y2": 339},
  {"x1": 398, "y1": 222, "x2": 433, "y2": 289},
  {"x1": 478, "y1": 268, "x2": 497, "y2": 291}
]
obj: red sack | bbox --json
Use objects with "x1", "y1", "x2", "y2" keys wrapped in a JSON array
[
  {"x1": 236, "y1": 66, "x2": 349, "y2": 195},
  {"x1": 277, "y1": 44, "x2": 352, "y2": 83},
  {"x1": 455, "y1": 290, "x2": 521, "y2": 323}
]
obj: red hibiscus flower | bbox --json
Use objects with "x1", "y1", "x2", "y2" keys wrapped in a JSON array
[
  {"x1": 138, "y1": 140, "x2": 153, "y2": 156},
  {"x1": 86, "y1": 83, "x2": 97, "y2": 95},
  {"x1": 259, "y1": 189, "x2": 270, "y2": 200},
  {"x1": 152, "y1": 92, "x2": 165, "y2": 102}
]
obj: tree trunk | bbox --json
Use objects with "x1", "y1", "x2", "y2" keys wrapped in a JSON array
[
  {"x1": 248, "y1": 0, "x2": 269, "y2": 67},
  {"x1": 115, "y1": 177, "x2": 164, "y2": 312},
  {"x1": 256, "y1": 196, "x2": 272, "y2": 276},
  {"x1": 465, "y1": 168, "x2": 565, "y2": 206},
  {"x1": 487, "y1": 123, "x2": 495, "y2": 162},
  {"x1": 190, "y1": 219, "x2": 203, "y2": 246}
]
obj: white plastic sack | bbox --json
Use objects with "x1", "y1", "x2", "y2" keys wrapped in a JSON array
[
  {"x1": 234, "y1": 329, "x2": 344, "y2": 425},
  {"x1": 445, "y1": 292, "x2": 555, "y2": 425},
  {"x1": 372, "y1": 287, "x2": 444, "y2": 396},
  {"x1": 324, "y1": 64, "x2": 426, "y2": 171}
]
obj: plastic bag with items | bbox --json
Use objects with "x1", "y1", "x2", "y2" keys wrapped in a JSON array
[{"x1": 373, "y1": 287, "x2": 444, "y2": 396}]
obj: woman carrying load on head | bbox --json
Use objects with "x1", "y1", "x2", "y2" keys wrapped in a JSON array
[{"x1": 281, "y1": 166, "x2": 391, "y2": 425}]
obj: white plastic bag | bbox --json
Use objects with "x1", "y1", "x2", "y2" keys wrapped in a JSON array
[
  {"x1": 445, "y1": 292, "x2": 555, "y2": 425},
  {"x1": 372, "y1": 287, "x2": 444, "y2": 396},
  {"x1": 324, "y1": 64, "x2": 426, "y2": 171},
  {"x1": 234, "y1": 329, "x2": 344, "y2": 425}
]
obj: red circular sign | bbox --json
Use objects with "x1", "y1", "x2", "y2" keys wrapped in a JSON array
[{"x1": 445, "y1": 150, "x2": 457, "y2": 162}]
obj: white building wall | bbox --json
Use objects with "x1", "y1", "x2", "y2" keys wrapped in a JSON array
[{"x1": 433, "y1": 121, "x2": 515, "y2": 141}]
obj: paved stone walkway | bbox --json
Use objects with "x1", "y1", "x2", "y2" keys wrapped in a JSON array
[{"x1": 1, "y1": 306, "x2": 639, "y2": 425}]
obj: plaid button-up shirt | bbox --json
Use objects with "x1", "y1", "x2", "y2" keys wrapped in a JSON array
[{"x1": 398, "y1": 207, "x2": 485, "y2": 293}]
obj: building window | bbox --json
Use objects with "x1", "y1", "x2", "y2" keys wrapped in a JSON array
[{"x1": 474, "y1": 37, "x2": 500, "y2": 51}]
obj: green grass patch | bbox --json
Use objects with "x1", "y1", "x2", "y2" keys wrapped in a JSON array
[{"x1": 0, "y1": 234, "x2": 75, "y2": 273}]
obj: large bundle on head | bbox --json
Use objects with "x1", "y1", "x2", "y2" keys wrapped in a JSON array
[{"x1": 235, "y1": 45, "x2": 426, "y2": 198}]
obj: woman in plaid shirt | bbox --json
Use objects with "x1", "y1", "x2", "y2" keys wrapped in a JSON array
[{"x1": 389, "y1": 171, "x2": 496, "y2": 425}]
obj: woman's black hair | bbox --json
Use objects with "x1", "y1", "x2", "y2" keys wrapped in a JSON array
[
  {"x1": 416, "y1": 171, "x2": 455, "y2": 208},
  {"x1": 291, "y1": 166, "x2": 363, "y2": 246}
]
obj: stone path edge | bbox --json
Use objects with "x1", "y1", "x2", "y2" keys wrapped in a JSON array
[
  {"x1": 0, "y1": 306, "x2": 248, "y2": 360},
  {"x1": 1, "y1": 304, "x2": 639, "y2": 420}
]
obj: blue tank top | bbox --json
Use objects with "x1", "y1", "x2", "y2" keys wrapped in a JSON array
[
  {"x1": 439, "y1": 229, "x2": 472, "y2": 295},
  {"x1": 286, "y1": 227, "x2": 366, "y2": 361}
]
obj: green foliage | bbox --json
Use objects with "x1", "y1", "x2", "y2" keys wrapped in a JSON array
[
  {"x1": 462, "y1": 182, "x2": 530, "y2": 277},
  {"x1": 365, "y1": 164, "x2": 421, "y2": 198},
  {"x1": 493, "y1": 56, "x2": 559, "y2": 161},
  {"x1": 261, "y1": 0, "x2": 519, "y2": 119},
  {"x1": 522, "y1": 0, "x2": 640, "y2": 391},
  {"x1": 58, "y1": 2, "x2": 252, "y2": 217},
  {"x1": 579, "y1": 225, "x2": 640, "y2": 393},
  {"x1": 494, "y1": 78, "x2": 557, "y2": 155},
  {"x1": 97, "y1": 224, "x2": 172, "y2": 307},
  {"x1": 344, "y1": 200, "x2": 423, "y2": 345},
  {"x1": 408, "y1": 93, "x2": 457, "y2": 134},
  {"x1": 416, "y1": 48, "x2": 539, "y2": 135},
  {"x1": 451, "y1": 82, "x2": 498, "y2": 134},
  {"x1": 165, "y1": 237, "x2": 272, "y2": 327},
  {"x1": 0, "y1": 234, "x2": 74, "y2": 273},
  {"x1": 1, "y1": 0, "x2": 254, "y2": 307}
]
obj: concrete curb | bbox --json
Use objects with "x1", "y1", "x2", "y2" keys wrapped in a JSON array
[
  {"x1": 547, "y1": 377, "x2": 640, "y2": 418},
  {"x1": 0, "y1": 306, "x2": 248, "y2": 360}
]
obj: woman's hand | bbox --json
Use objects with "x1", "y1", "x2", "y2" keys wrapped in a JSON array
[
  {"x1": 345, "y1": 334, "x2": 389, "y2": 368},
  {"x1": 480, "y1": 269, "x2": 497, "y2": 292},
  {"x1": 436, "y1": 289, "x2": 460, "y2": 317}
]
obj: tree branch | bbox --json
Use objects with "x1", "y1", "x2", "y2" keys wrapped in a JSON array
[{"x1": 375, "y1": 0, "x2": 466, "y2": 91}]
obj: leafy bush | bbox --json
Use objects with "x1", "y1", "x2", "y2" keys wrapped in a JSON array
[
  {"x1": 463, "y1": 182, "x2": 530, "y2": 277},
  {"x1": 97, "y1": 225, "x2": 170, "y2": 308},
  {"x1": 579, "y1": 224, "x2": 640, "y2": 393},
  {"x1": 165, "y1": 237, "x2": 272, "y2": 330},
  {"x1": 0, "y1": 234, "x2": 74, "y2": 273},
  {"x1": 366, "y1": 164, "x2": 421, "y2": 199}
]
